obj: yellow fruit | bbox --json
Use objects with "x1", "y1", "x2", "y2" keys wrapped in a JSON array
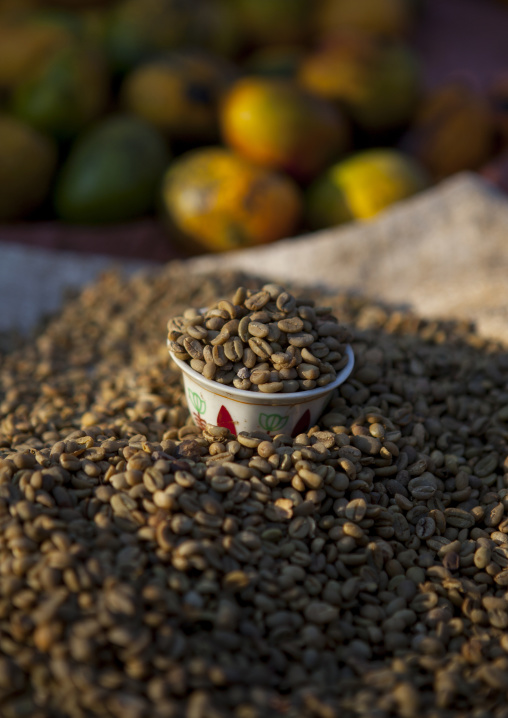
[
  {"x1": 162, "y1": 147, "x2": 302, "y2": 253},
  {"x1": 0, "y1": 114, "x2": 57, "y2": 221},
  {"x1": 299, "y1": 33, "x2": 420, "y2": 134},
  {"x1": 400, "y1": 82, "x2": 495, "y2": 180},
  {"x1": 220, "y1": 77, "x2": 350, "y2": 181},
  {"x1": 10, "y1": 43, "x2": 109, "y2": 141},
  {"x1": 306, "y1": 148, "x2": 429, "y2": 228},
  {"x1": 315, "y1": 0, "x2": 416, "y2": 39},
  {"x1": 120, "y1": 51, "x2": 236, "y2": 142}
]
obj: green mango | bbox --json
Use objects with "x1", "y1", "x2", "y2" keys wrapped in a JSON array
[
  {"x1": 53, "y1": 114, "x2": 170, "y2": 224},
  {"x1": 10, "y1": 44, "x2": 109, "y2": 142}
]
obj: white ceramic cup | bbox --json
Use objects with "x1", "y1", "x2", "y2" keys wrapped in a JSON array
[{"x1": 167, "y1": 342, "x2": 354, "y2": 437}]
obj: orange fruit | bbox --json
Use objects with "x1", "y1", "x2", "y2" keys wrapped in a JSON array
[
  {"x1": 220, "y1": 77, "x2": 349, "y2": 181},
  {"x1": 162, "y1": 147, "x2": 303, "y2": 253}
]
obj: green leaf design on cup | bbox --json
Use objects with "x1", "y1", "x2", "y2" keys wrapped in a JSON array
[
  {"x1": 188, "y1": 388, "x2": 206, "y2": 415},
  {"x1": 259, "y1": 413, "x2": 288, "y2": 433}
]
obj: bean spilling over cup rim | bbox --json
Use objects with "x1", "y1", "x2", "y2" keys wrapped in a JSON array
[{"x1": 167, "y1": 284, "x2": 352, "y2": 393}]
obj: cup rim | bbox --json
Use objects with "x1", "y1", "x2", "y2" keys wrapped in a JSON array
[{"x1": 168, "y1": 341, "x2": 355, "y2": 403}]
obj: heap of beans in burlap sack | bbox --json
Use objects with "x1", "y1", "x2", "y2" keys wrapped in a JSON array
[{"x1": 1, "y1": 266, "x2": 508, "y2": 718}]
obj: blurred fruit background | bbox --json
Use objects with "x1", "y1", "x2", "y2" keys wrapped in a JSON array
[{"x1": 2, "y1": 0, "x2": 508, "y2": 257}]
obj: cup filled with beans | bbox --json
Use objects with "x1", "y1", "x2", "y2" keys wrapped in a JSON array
[{"x1": 167, "y1": 284, "x2": 355, "y2": 436}]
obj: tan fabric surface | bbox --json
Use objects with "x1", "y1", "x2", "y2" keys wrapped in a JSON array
[{"x1": 1, "y1": 173, "x2": 507, "y2": 345}]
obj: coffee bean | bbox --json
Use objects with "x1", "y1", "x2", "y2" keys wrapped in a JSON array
[
  {"x1": 224, "y1": 337, "x2": 244, "y2": 363},
  {"x1": 276, "y1": 291, "x2": 296, "y2": 313},
  {"x1": 345, "y1": 498, "x2": 367, "y2": 522},
  {"x1": 186, "y1": 324, "x2": 208, "y2": 341},
  {"x1": 248, "y1": 321, "x2": 269, "y2": 338},
  {"x1": 287, "y1": 332, "x2": 315, "y2": 348},
  {"x1": 248, "y1": 337, "x2": 273, "y2": 360},
  {"x1": 190, "y1": 358, "x2": 206, "y2": 373},
  {"x1": 250, "y1": 369, "x2": 271, "y2": 385},
  {"x1": 212, "y1": 345, "x2": 228, "y2": 367},
  {"x1": 244, "y1": 290, "x2": 270, "y2": 311},
  {"x1": 278, "y1": 317, "x2": 304, "y2": 333},
  {"x1": 351, "y1": 434, "x2": 381, "y2": 455},
  {"x1": 445, "y1": 508, "x2": 475, "y2": 529},
  {"x1": 416, "y1": 516, "x2": 436, "y2": 539},
  {"x1": 304, "y1": 601, "x2": 339, "y2": 624},
  {"x1": 202, "y1": 362, "x2": 217, "y2": 380},
  {"x1": 183, "y1": 336, "x2": 205, "y2": 360},
  {"x1": 296, "y1": 362, "x2": 320, "y2": 380}
]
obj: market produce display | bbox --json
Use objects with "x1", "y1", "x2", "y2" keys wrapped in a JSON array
[{"x1": 0, "y1": 0, "x2": 507, "y2": 253}]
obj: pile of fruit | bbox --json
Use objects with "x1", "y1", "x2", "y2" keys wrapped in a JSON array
[{"x1": 0, "y1": 0, "x2": 505, "y2": 253}]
